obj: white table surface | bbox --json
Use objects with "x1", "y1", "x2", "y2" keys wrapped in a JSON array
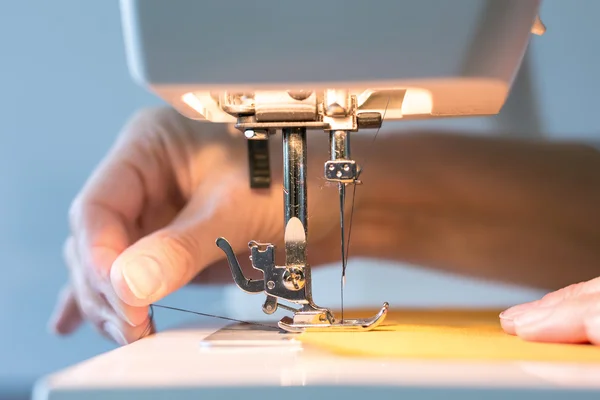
[{"x1": 33, "y1": 317, "x2": 600, "y2": 400}]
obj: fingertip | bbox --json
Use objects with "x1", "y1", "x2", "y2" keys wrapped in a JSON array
[
  {"x1": 499, "y1": 314, "x2": 517, "y2": 336},
  {"x1": 110, "y1": 253, "x2": 166, "y2": 307},
  {"x1": 499, "y1": 300, "x2": 540, "y2": 320},
  {"x1": 122, "y1": 304, "x2": 151, "y2": 327},
  {"x1": 514, "y1": 300, "x2": 588, "y2": 344},
  {"x1": 498, "y1": 300, "x2": 539, "y2": 337},
  {"x1": 102, "y1": 321, "x2": 128, "y2": 346},
  {"x1": 48, "y1": 286, "x2": 83, "y2": 335},
  {"x1": 48, "y1": 308, "x2": 83, "y2": 335},
  {"x1": 109, "y1": 261, "x2": 137, "y2": 305},
  {"x1": 102, "y1": 316, "x2": 155, "y2": 346},
  {"x1": 110, "y1": 232, "x2": 198, "y2": 307},
  {"x1": 47, "y1": 317, "x2": 77, "y2": 336},
  {"x1": 131, "y1": 316, "x2": 156, "y2": 342},
  {"x1": 99, "y1": 286, "x2": 150, "y2": 328}
]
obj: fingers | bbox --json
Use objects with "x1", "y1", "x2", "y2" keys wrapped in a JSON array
[
  {"x1": 49, "y1": 285, "x2": 153, "y2": 344},
  {"x1": 51, "y1": 108, "x2": 185, "y2": 343},
  {"x1": 500, "y1": 278, "x2": 600, "y2": 345},
  {"x1": 109, "y1": 181, "x2": 250, "y2": 306},
  {"x1": 68, "y1": 107, "x2": 185, "y2": 296},
  {"x1": 70, "y1": 204, "x2": 149, "y2": 326},
  {"x1": 499, "y1": 284, "x2": 579, "y2": 335},
  {"x1": 52, "y1": 236, "x2": 154, "y2": 344},
  {"x1": 512, "y1": 297, "x2": 591, "y2": 344},
  {"x1": 48, "y1": 285, "x2": 83, "y2": 335}
]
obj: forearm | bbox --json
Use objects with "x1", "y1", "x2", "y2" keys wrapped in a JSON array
[{"x1": 352, "y1": 132, "x2": 600, "y2": 291}]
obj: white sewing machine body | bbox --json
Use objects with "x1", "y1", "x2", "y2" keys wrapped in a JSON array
[{"x1": 120, "y1": 0, "x2": 543, "y2": 124}]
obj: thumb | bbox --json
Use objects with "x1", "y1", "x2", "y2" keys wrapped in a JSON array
[
  {"x1": 110, "y1": 220, "x2": 220, "y2": 307},
  {"x1": 110, "y1": 171, "x2": 258, "y2": 306}
]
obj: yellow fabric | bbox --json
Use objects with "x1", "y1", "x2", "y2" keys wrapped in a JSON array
[{"x1": 298, "y1": 309, "x2": 600, "y2": 362}]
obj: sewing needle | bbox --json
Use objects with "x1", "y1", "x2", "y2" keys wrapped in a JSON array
[{"x1": 339, "y1": 181, "x2": 347, "y2": 323}]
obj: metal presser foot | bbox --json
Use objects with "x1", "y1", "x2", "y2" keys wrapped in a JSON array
[
  {"x1": 214, "y1": 90, "x2": 388, "y2": 333},
  {"x1": 215, "y1": 218, "x2": 388, "y2": 333}
]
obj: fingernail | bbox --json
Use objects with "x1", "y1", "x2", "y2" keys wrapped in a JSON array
[
  {"x1": 500, "y1": 301, "x2": 540, "y2": 320},
  {"x1": 121, "y1": 256, "x2": 163, "y2": 300},
  {"x1": 499, "y1": 310, "x2": 511, "y2": 320},
  {"x1": 514, "y1": 307, "x2": 555, "y2": 328},
  {"x1": 103, "y1": 321, "x2": 127, "y2": 346},
  {"x1": 500, "y1": 309, "x2": 526, "y2": 320},
  {"x1": 499, "y1": 315, "x2": 516, "y2": 335}
]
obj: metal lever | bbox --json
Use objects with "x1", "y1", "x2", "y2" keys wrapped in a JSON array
[
  {"x1": 215, "y1": 238, "x2": 263, "y2": 294},
  {"x1": 215, "y1": 220, "x2": 389, "y2": 333}
]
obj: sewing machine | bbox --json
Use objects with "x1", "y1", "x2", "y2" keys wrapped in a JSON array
[
  {"x1": 33, "y1": 1, "x2": 600, "y2": 399},
  {"x1": 120, "y1": 0, "x2": 544, "y2": 332}
]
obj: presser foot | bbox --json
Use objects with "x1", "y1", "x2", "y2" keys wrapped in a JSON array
[
  {"x1": 215, "y1": 235, "x2": 389, "y2": 333},
  {"x1": 278, "y1": 302, "x2": 389, "y2": 333}
]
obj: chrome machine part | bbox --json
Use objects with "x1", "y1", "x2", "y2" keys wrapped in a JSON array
[
  {"x1": 283, "y1": 128, "x2": 308, "y2": 235},
  {"x1": 322, "y1": 90, "x2": 363, "y2": 321},
  {"x1": 215, "y1": 89, "x2": 387, "y2": 333}
]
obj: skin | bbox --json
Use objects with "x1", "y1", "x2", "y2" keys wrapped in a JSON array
[{"x1": 49, "y1": 107, "x2": 600, "y2": 345}]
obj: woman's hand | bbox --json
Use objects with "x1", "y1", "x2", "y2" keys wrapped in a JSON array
[
  {"x1": 49, "y1": 106, "x2": 600, "y2": 346},
  {"x1": 48, "y1": 107, "x2": 351, "y2": 344},
  {"x1": 500, "y1": 278, "x2": 600, "y2": 345}
]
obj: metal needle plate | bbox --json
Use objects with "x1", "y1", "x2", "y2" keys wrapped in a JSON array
[{"x1": 199, "y1": 322, "x2": 302, "y2": 353}]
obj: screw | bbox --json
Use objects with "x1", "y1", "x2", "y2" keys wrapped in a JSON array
[
  {"x1": 282, "y1": 268, "x2": 305, "y2": 291},
  {"x1": 244, "y1": 129, "x2": 255, "y2": 139},
  {"x1": 267, "y1": 280, "x2": 275, "y2": 290}
]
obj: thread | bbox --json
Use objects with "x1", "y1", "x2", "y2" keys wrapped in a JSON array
[
  {"x1": 345, "y1": 95, "x2": 390, "y2": 261},
  {"x1": 137, "y1": 303, "x2": 281, "y2": 340},
  {"x1": 340, "y1": 96, "x2": 391, "y2": 314},
  {"x1": 136, "y1": 303, "x2": 155, "y2": 340}
]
